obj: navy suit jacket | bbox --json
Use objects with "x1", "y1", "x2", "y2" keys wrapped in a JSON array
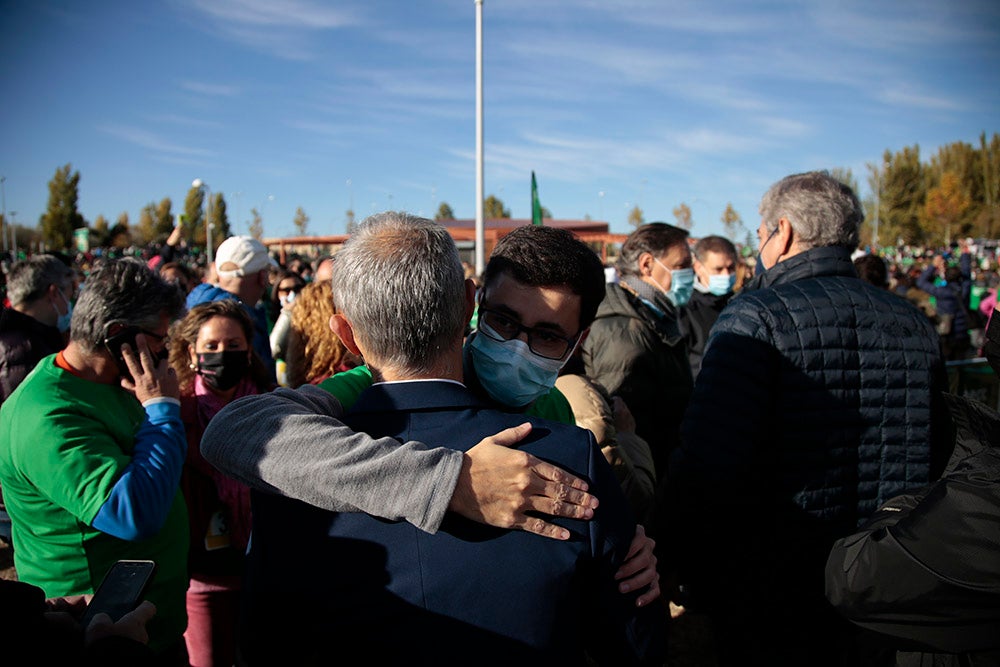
[{"x1": 241, "y1": 380, "x2": 664, "y2": 666}]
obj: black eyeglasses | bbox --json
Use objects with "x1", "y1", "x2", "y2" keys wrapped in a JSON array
[
  {"x1": 139, "y1": 328, "x2": 168, "y2": 342},
  {"x1": 477, "y1": 308, "x2": 577, "y2": 360}
]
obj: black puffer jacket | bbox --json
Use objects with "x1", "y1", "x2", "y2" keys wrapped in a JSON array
[
  {"x1": 0, "y1": 307, "x2": 66, "y2": 406},
  {"x1": 663, "y1": 246, "x2": 947, "y2": 666}
]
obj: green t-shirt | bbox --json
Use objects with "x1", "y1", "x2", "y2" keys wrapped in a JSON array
[
  {"x1": 318, "y1": 364, "x2": 576, "y2": 425},
  {"x1": 0, "y1": 355, "x2": 189, "y2": 652}
]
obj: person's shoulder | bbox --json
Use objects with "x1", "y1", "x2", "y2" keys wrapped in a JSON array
[
  {"x1": 186, "y1": 283, "x2": 235, "y2": 308},
  {"x1": 317, "y1": 366, "x2": 372, "y2": 410},
  {"x1": 526, "y1": 384, "x2": 575, "y2": 425}
]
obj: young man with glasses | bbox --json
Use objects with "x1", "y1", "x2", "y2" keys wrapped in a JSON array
[{"x1": 203, "y1": 222, "x2": 662, "y2": 605}]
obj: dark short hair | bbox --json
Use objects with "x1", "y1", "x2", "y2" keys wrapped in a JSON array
[
  {"x1": 482, "y1": 226, "x2": 606, "y2": 331},
  {"x1": 854, "y1": 255, "x2": 888, "y2": 288},
  {"x1": 617, "y1": 222, "x2": 689, "y2": 277},
  {"x1": 693, "y1": 235, "x2": 737, "y2": 263}
]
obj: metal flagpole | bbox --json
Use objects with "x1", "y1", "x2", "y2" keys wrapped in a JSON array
[{"x1": 474, "y1": 0, "x2": 485, "y2": 276}]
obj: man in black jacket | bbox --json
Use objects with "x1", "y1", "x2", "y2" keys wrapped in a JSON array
[
  {"x1": 678, "y1": 235, "x2": 737, "y2": 379},
  {"x1": 663, "y1": 171, "x2": 947, "y2": 666},
  {"x1": 0, "y1": 255, "x2": 74, "y2": 404},
  {"x1": 583, "y1": 222, "x2": 694, "y2": 479},
  {"x1": 0, "y1": 254, "x2": 75, "y2": 547}
]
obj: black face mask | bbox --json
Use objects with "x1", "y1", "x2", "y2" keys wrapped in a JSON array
[{"x1": 196, "y1": 351, "x2": 250, "y2": 391}]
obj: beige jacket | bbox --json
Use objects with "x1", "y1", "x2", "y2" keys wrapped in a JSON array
[{"x1": 555, "y1": 373, "x2": 657, "y2": 524}]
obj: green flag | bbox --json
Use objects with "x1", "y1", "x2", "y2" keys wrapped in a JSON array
[{"x1": 531, "y1": 171, "x2": 543, "y2": 226}]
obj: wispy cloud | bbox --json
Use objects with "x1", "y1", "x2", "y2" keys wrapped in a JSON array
[
  {"x1": 177, "y1": 0, "x2": 364, "y2": 60},
  {"x1": 875, "y1": 86, "x2": 965, "y2": 111},
  {"x1": 179, "y1": 80, "x2": 241, "y2": 97},
  {"x1": 100, "y1": 124, "x2": 217, "y2": 158},
  {"x1": 189, "y1": 0, "x2": 359, "y2": 29},
  {"x1": 147, "y1": 113, "x2": 225, "y2": 129}
]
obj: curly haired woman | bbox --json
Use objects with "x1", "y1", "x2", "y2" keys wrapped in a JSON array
[{"x1": 285, "y1": 279, "x2": 361, "y2": 388}]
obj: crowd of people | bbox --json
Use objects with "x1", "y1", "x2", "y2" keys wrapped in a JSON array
[{"x1": 0, "y1": 170, "x2": 997, "y2": 666}]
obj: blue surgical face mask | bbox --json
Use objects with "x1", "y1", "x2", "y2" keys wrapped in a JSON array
[
  {"x1": 707, "y1": 273, "x2": 736, "y2": 296},
  {"x1": 469, "y1": 324, "x2": 570, "y2": 407},
  {"x1": 652, "y1": 258, "x2": 695, "y2": 307},
  {"x1": 54, "y1": 289, "x2": 73, "y2": 333}
]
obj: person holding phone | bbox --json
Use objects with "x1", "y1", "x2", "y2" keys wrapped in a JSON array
[
  {"x1": 167, "y1": 300, "x2": 275, "y2": 666},
  {"x1": 0, "y1": 258, "x2": 190, "y2": 663},
  {"x1": 1, "y1": 578, "x2": 157, "y2": 665}
]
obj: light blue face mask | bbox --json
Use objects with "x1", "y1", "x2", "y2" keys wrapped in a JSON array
[
  {"x1": 668, "y1": 268, "x2": 695, "y2": 306},
  {"x1": 54, "y1": 289, "x2": 73, "y2": 333},
  {"x1": 707, "y1": 273, "x2": 736, "y2": 296},
  {"x1": 469, "y1": 324, "x2": 568, "y2": 408},
  {"x1": 653, "y1": 257, "x2": 695, "y2": 307}
]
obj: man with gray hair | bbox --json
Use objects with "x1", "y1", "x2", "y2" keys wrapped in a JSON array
[
  {"x1": 0, "y1": 254, "x2": 76, "y2": 546},
  {"x1": 662, "y1": 171, "x2": 947, "y2": 665},
  {"x1": 584, "y1": 222, "x2": 695, "y2": 478},
  {"x1": 0, "y1": 259, "x2": 190, "y2": 660},
  {"x1": 236, "y1": 212, "x2": 663, "y2": 664},
  {"x1": 0, "y1": 255, "x2": 75, "y2": 403}
]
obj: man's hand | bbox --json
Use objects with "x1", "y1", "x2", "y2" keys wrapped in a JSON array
[
  {"x1": 85, "y1": 601, "x2": 156, "y2": 647},
  {"x1": 615, "y1": 524, "x2": 661, "y2": 607},
  {"x1": 449, "y1": 423, "x2": 599, "y2": 540},
  {"x1": 611, "y1": 395, "x2": 637, "y2": 434},
  {"x1": 120, "y1": 334, "x2": 179, "y2": 403}
]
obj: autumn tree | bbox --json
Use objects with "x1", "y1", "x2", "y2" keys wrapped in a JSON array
[
  {"x1": 107, "y1": 212, "x2": 131, "y2": 248},
  {"x1": 982, "y1": 132, "x2": 1000, "y2": 238},
  {"x1": 293, "y1": 207, "x2": 310, "y2": 236},
  {"x1": 876, "y1": 146, "x2": 925, "y2": 245},
  {"x1": 435, "y1": 202, "x2": 455, "y2": 221},
  {"x1": 92, "y1": 214, "x2": 109, "y2": 247},
  {"x1": 184, "y1": 185, "x2": 206, "y2": 245},
  {"x1": 672, "y1": 203, "x2": 693, "y2": 230},
  {"x1": 248, "y1": 207, "x2": 264, "y2": 240},
  {"x1": 135, "y1": 198, "x2": 173, "y2": 245},
  {"x1": 39, "y1": 164, "x2": 86, "y2": 250},
  {"x1": 924, "y1": 172, "x2": 971, "y2": 246},
  {"x1": 483, "y1": 195, "x2": 510, "y2": 219},
  {"x1": 209, "y1": 193, "x2": 231, "y2": 243},
  {"x1": 628, "y1": 205, "x2": 644, "y2": 228},
  {"x1": 721, "y1": 203, "x2": 742, "y2": 241}
]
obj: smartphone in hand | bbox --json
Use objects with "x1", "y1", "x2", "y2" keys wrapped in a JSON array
[
  {"x1": 103, "y1": 326, "x2": 143, "y2": 382},
  {"x1": 80, "y1": 559, "x2": 157, "y2": 627}
]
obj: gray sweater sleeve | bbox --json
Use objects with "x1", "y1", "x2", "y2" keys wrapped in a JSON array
[{"x1": 200, "y1": 385, "x2": 463, "y2": 534}]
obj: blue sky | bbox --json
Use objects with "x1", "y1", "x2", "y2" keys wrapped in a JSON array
[{"x1": 2, "y1": 0, "x2": 998, "y2": 242}]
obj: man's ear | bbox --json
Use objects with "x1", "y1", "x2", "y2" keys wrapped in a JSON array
[
  {"x1": 776, "y1": 217, "x2": 796, "y2": 257},
  {"x1": 330, "y1": 313, "x2": 362, "y2": 356},
  {"x1": 464, "y1": 278, "x2": 477, "y2": 325},
  {"x1": 638, "y1": 252, "x2": 655, "y2": 278}
]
